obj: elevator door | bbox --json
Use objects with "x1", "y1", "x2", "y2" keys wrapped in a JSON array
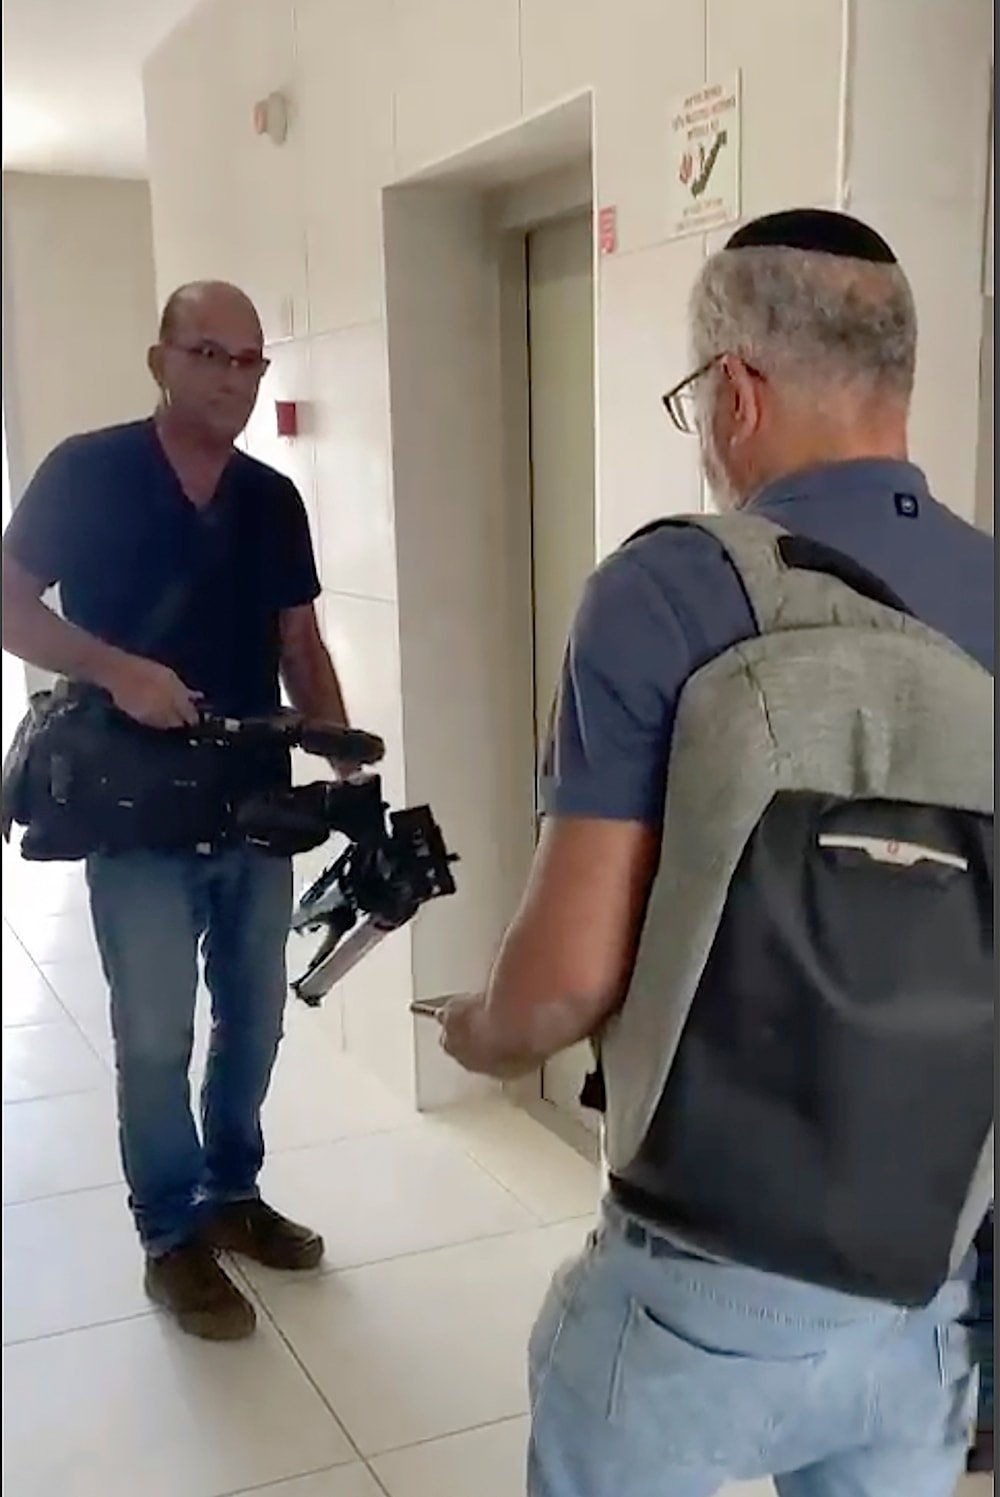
[{"x1": 526, "y1": 211, "x2": 598, "y2": 1131}]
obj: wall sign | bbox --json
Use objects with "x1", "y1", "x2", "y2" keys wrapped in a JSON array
[
  {"x1": 598, "y1": 206, "x2": 618, "y2": 255},
  {"x1": 667, "y1": 76, "x2": 741, "y2": 239}
]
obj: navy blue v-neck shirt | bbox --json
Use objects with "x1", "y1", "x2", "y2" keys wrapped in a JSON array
[
  {"x1": 542, "y1": 460, "x2": 994, "y2": 826},
  {"x1": 4, "y1": 420, "x2": 320, "y2": 718}
]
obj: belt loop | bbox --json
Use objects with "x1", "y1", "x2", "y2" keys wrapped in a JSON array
[{"x1": 623, "y1": 1218, "x2": 650, "y2": 1253}]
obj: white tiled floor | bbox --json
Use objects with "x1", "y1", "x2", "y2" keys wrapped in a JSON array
[{"x1": 1, "y1": 857, "x2": 992, "y2": 1497}]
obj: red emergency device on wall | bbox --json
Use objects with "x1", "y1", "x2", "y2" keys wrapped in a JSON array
[{"x1": 275, "y1": 400, "x2": 298, "y2": 438}]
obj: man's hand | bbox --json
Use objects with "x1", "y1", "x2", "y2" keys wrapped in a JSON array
[
  {"x1": 439, "y1": 994, "x2": 498, "y2": 1073},
  {"x1": 102, "y1": 656, "x2": 201, "y2": 730},
  {"x1": 440, "y1": 818, "x2": 660, "y2": 1080},
  {"x1": 1, "y1": 552, "x2": 201, "y2": 730}
]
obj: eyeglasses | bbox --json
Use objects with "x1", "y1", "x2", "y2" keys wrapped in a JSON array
[
  {"x1": 661, "y1": 357, "x2": 721, "y2": 435},
  {"x1": 662, "y1": 354, "x2": 765, "y2": 435},
  {"x1": 166, "y1": 340, "x2": 270, "y2": 379}
]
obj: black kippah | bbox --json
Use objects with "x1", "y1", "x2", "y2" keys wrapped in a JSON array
[{"x1": 725, "y1": 208, "x2": 897, "y2": 264}]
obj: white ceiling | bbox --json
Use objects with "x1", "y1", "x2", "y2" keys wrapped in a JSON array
[{"x1": 2, "y1": 0, "x2": 203, "y2": 179}]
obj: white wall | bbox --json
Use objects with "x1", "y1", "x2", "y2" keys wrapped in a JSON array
[
  {"x1": 975, "y1": 298, "x2": 993, "y2": 535},
  {"x1": 2, "y1": 172, "x2": 158, "y2": 700},
  {"x1": 845, "y1": 0, "x2": 993, "y2": 520},
  {"x1": 1, "y1": 408, "x2": 28, "y2": 752},
  {"x1": 2, "y1": 173, "x2": 158, "y2": 494},
  {"x1": 143, "y1": 0, "x2": 993, "y2": 1100}
]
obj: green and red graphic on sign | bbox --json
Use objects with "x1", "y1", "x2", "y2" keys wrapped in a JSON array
[{"x1": 668, "y1": 77, "x2": 741, "y2": 239}]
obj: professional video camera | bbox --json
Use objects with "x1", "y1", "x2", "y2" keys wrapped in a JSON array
[
  {"x1": 194, "y1": 712, "x2": 459, "y2": 1005},
  {"x1": 2, "y1": 698, "x2": 458, "y2": 1005}
]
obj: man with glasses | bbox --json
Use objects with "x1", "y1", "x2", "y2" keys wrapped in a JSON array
[
  {"x1": 2, "y1": 281, "x2": 349, "y2": 1340},
  {"x1": 441, "y1": 210, "x2": 993, "y2": 1494}
]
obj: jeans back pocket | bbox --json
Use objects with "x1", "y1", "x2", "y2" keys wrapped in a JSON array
[{"x1": 610, "y1": 1298, "x2": 822, "y2": 1476}]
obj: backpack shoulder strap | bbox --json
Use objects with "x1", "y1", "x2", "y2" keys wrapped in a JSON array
[
  {"x1": 673, "y1": 514, "x2": 791, "y2": 632},
  {"x1": 624, "y1": 513, "x2": 912, "y2": 635}
]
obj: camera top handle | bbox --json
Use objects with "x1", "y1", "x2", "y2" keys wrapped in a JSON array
[{"x1": 188, "y1": 709, "x2": 386, "y2": 769}]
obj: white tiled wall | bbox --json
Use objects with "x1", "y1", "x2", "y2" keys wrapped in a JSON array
[
  {"x1": 143, "y1": 0, "x2": 993, "y2": 1097},
  {"x1": 321, "y1": 591, "x2": 405, "y2": 807},
  {"x1": 295, "y1": 0, "x2": 395, "y2": 334},
  {"x1": 847, "y1": 0, "x2": 992, "y2": 213},
  {"x1": 845, "y1": 0, "x2": 993, "y2": 521},
  {"x1": 519, "y1": 0, "x2": 601, "y2": 114},
  {"x1": 589, "y1": 0, "x2": 707, "y2": 255},
  {"x1": 241, "y1": 337, "x2": 320, "y2": 553},
  {"x1": 596, "y1": 237, "x2": 706, "y2": 550},
  {"x1": 145, "y1": 0, "x2": 306, "y2": 343},
  {"x1": 310, "y1": 326, "x2": 397, "y2": 604},
  {"x1": 392, "y1": 0, "x2": 523, "y2": 176},
  {"x1": 3, "y1": 173, "x2": 158, "y2": 488},
  {"x1": 706, "y1": 0, "x2": 845, "y2": 222}
]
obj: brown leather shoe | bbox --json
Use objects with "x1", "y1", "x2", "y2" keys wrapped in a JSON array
[
  {"x1": 968, "y1": 1429, "x2": 994, "y2": 1474},
  {"x1": 144, "y1": 1244, "x2": 256, "y2": 1341},
  {"x1": 203, "y1": 1199, "x2": 324, "y2": 1270}
]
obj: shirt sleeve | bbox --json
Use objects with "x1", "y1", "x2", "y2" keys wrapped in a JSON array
[
  {"x1": 539, "y1": 548, "x2": 694, "y2": 827},
  {"x1": 2, "y1": 439, "x2": 86, "y2": 586},
  {"x1": 272, "y1": 478, "x2": 321, "y2": 611}
]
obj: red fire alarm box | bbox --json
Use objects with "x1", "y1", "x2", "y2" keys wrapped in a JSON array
[{"x1": 275, "y1": 400, "x2": 298, "y2": 438}]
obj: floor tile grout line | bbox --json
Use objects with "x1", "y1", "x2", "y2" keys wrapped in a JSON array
[
  {"x1": 0, "y1": 1115, "x2": 411, "y2": 1212},
  {"x1": 393, "y1": 1126, "x2": 600, "y2": 1234},
  {"x1": 445, "y1": 1143, "x2": 549, "y2": 1226},
  {"x1": 237, "y1": 1208, "x2": 594, "y2": 1306},
  {"x1": 408, "y1": 1105, "x2": 601, "y2": 1222},
  {"x1": 3, "y1": 1303, "x2": 158, "y2": 1351},
  {"x1": 4, "y1": 1189, "x2": 590, "y2": 1288},
  {"x1": 3, "y1": 1082, "x2": 110, "y2": 1106},
  {"x1": 365, "y1": 1463, "x2": 393, "y2": 1497},
  {"x1": 1, "y1": 1115, "x2": 482, "y2": 1212},
  {"x1": 368, "y1": 1409, "x2": 529, "y2": 1462},
  {"x1": 6, "y1": 931, "x2": 96, "y2": 997},
  {"x1": 213, "y1": 1458, "x2": 390, "y2": 1497},
  {"x1": 5, "y1": 1219, "x2": 555, "y2": 1396},
  {"x1": 225, "y1": 1249, "x2": 523, "y2": 1493},
  {"x1": 265, "y1": 1115, "x2": 560, "y2": 1225},
  {"x1": 225, "y1": 1253, "x2": 371, "y2": 1472},
  {"x1": 3, "y1": 939, "x2": 116, "y2": 1077},
  {"x1": 262, "y1": 1119, "x2": 429, "y2": 1160},
  {"x1": 2, "y1": 1176, "x2": 124, "y2": 1210},
  {"x1": 2, "y1": 1015, "x2": 75, "y2": 1032},
  {"x1": 7, "y1": 892, "x2": 577, "y2": 1492}
]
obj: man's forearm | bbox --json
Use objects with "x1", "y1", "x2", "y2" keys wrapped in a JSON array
[
  {"x1": 442, "y1": 818, "x2": 658, "y2": 1078},
  {"x1": 487, "y1": 994, "x2": 599, "y2": 1076},
  {"x1": 281, "y1": 645, "x2": 349, "y2": 724},
  {"x1": 442, "y1": 931, "x2": 606, "y2": 1080},
  {"x1": 2, "y1": 587, "x2": 127, "y2": 689}
]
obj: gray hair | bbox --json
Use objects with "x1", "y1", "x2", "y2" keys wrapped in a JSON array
[{"x1": 690, "y1": 245, "x2": 917, "y2": 398}]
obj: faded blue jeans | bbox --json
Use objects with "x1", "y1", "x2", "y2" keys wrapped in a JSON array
[
  {"x1": 529, "y1": 1201, "x2": 975, "y2": 1497},
  {"x1": 87, "y1": 848, "x2": 292, "y2": 1257}
]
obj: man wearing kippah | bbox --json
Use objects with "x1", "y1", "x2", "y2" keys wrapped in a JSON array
[{"x1": 441, "y1": 209, "x2": 993, "y2": 1495}]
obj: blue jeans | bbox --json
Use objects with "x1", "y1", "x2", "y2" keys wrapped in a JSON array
[
  {"x1": 529, "y1": 1202, "x2": 976, "y2": 1497},
  {"x1": 87, "y1": 848, "x2": 293, "y2": 1256},
  {"x1": 970, "y1": 1211, "x2": 993, "y2": 1439}
]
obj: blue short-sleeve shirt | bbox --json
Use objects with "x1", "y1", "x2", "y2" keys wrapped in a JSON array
[
  {"x1": 542, "y1": 460, "x2": 994, "y2": 827},
  {"x1": 2, "y1": 419, "x2": 321, "y2": 718}
]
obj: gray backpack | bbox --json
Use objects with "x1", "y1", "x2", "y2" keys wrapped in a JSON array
[{"x1": 601, "y1": 514, "x2": 994, "y2": 1307}]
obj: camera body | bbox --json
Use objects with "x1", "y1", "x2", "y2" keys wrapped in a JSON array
[
  {"x1": 197, "y1": 713, "x2": 458, "y2": 1005},
  {"x1": 3, "y1": 698, "x2": 457, "y2": 1004},
  {"x1": 237, "y1": 771, "x2": 458, "y2": 1004}
]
